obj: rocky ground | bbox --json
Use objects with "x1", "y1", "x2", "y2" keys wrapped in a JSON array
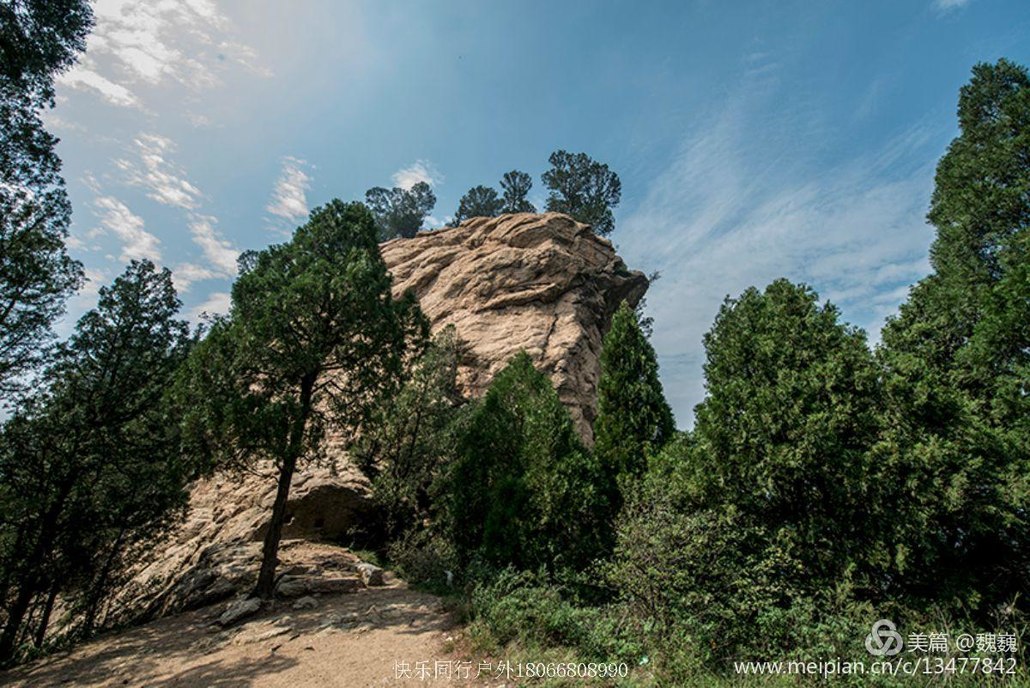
[{"x1": 0, "y1": 545, "x2": 486, "y2": 688}]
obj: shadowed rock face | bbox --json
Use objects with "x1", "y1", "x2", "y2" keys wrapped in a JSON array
[
  {"x1": 382, "y1": 212, "x2": 648, "y2": 444},
  {"x1": 113, "y1": 464, "x2": 372, "y2": 622},
  {"x1": 113, "y1": 213, "x2": 645, "y2": 623}
]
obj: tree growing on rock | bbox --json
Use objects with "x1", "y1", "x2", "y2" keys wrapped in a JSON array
[
  {"x1": 177, "y1": 200, "x2": 427, "y2": 599},
  {"x1": 542, "y1": 150, "x2": 621, "y2": 236},
  {"x1": 364, "y1": 182, "x2": 436, "y2": 240},
  {"x1": 448, "y1": 169, "x2": 537, "y2": 227},
  {"x1": 449, "y1": 185, "x2": 503, "y2": 227},
  {"x1": 500, "y1": 170, "x2": 536, "y2": 214}
]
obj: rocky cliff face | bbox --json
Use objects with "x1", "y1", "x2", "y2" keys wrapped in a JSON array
[
  {"x1": 114, "y1": 213, "x2": 646, "y2": 621},
  {"x1": 382, "y1": 212, "x2": 647, "y2": 443}
]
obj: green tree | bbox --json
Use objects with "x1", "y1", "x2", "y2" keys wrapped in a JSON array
[
  {"x1": 0, "y1": 260, "x2": 193, "y2": 660},
  {"x1": 609, "y1": 281, "x2": 883, "y2": 660},
  {"x1": 875, "y1": 59, "x2": 1030, "y2": 612},
  {"x1": 364, "y1": 182, "x2": 436, "y2": 240},
  {"x1": 353, "y1": 327, "x2": 467, "y2": 541},
  {"x1": 542, "y1": 151, "x2": 621, "y2": 236},
  {"x1": 449, "y1": 185, "x2": 503, "y2": 227},
  {"x1": 446, "y1": 353, "x2": 608, "y2": 574},
  {"x1": 886, "y1": 59, "x2": 1030, "y2": 419},
  {"x1": 499, "y1": 170, "x2": 536, "y2": 214},
  {"x1": 609, "y1": 437, "x2": 796, "y2": 656},
  {"x1": 0, "y1": 0, "x2": 93, "y2": 106},
  {"x1": 0, "y1": 0, "x2": 92, "y2": 398},
  {"x1": 593, "y1": 301, "x2": 675, "y2": 488},
  {"x1": 691, "y1": 281, "x2": 881, "y2": 585},
  {"x1": 177, "y1": 200, "x2": 427, "y2": 599}
]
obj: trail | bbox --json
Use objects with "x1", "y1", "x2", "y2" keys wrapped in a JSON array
[{"x1": 0, "y1": 578, "x2": 483, "y2": 688}]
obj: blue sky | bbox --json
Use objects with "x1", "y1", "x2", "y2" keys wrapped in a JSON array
[{"x1": 46, "y1": 0, "x2": 1030, "y2": 426}]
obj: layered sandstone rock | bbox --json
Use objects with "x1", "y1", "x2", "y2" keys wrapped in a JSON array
[
  {"x1": 382, "y1": 212, "x2": 648, "y2": 443},
  {"x1": 115, "y1": 464, "x2": 372, "y2": 621},
  {"x1": 116, "y1": 213, "x2": 646, "y2": 621}
]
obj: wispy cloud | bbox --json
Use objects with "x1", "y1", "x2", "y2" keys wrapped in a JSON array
[
  {"x1": 392, "y1": 160, "x2": 442, "y2": 189},
  {"x1": 172, "y1": 215, "x2": 239, "y2": 291},
  {"x1": 91, "y1": 196, "x2": 162, "y2": 263},
  {"x1": 108, "y1": 133, "x2": 238, "y2": 291},
  {"x1": 619, "y1": 82, "x2": 942, "y2": 425},
  {"x1": 266, "y1": 157, "x2": 312, "y2": 222},
  {"x1": 116, "y1": 134, "x2": 202, "y2": 210},
  {"x1": 56, "y1": 0, "x2": 265, "y2": 109},
  {"x1": 56, "y1": 68, "x2": 140, "y2": 108}
]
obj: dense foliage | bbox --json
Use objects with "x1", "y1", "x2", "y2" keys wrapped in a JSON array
[
  {"x1": 457, "y1": 61, "x2": 1029, "y2": 685},
  {"x1": 542, "y1": 150, "x2": 622, "y2": 236},
  {"x1": 0, "y1": 262, "x2": 195, "y2": 661},
  {"x1": 445, "y1": 353, "x2": 609, "y2": 574},
  {"x1": 593, "y1": 301, "x2": 675, "y2": 488},
  {"x1": 0, "y1": 0, "x2": 91, "y2": 398},
  {"x1": 874, "y1": 57, "x2": 1030, "y2": 614},
  {"x1": 610, "y1": 280, "x2": 884, "y2": 657},
  {"x1": 0, "y1": 13, "x2": 1025, "y2": 682},
  {"x1": 354, "y1": 327, "x2": 467, "y2": 543}
]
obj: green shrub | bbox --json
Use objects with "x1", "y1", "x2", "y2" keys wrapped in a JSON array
[{"x1": 444, "y1": 352, "x2": 610, "y2": 574}]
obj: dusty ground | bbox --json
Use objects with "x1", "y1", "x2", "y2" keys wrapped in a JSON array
[{"x1": 0, "y1": 577, "x2": 490, "y2": 688}]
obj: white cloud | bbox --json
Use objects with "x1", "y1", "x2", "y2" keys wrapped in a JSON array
[
  {"x1": 172, "y1": 262, "x2": 218, "y2": 292},
  {"x1": 188, "y1": 215, "x2": 238, "y2": 276},
  {"x1": 190, "y1": 291, "x2": 231, "y2": 320},
  {"x1": 57, "y1": 0, "x2": 264, "y2": 108},
  {"x1": 619, "y1": 88, "x2": 942, "y2": 425},
  {"x1": 56, "y1": 68, "x2": 140, "y2": 108},
  {"x1": 92, "y1": 196, "x2": 162, "y2": 263},
  {"x1": 111, "y1": 134, "x2": 238, "y2": 291},
  {"x1": 933, "y1": 0, "x2": 970, "y2": 11},
  {"x1": 266, "y1": 157, "x2": 312, "y2": 221},
  {"x1": 117, "y1": 134, "x2": 202, "y2": 209},
  {"x1": 391, "y1": 160, "x2": 442, "y2": 190}
]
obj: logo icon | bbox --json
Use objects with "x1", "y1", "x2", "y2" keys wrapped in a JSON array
[{"x1": 866, "y1": 619, "x2": 903, "y2": 656}]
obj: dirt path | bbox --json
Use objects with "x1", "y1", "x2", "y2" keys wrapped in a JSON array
[{"x1": 0, "y1": 579, "x2": 485, "y2": 688}]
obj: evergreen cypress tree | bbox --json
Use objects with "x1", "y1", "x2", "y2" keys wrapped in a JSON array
[{"x1": 593, "y1": 301, "x2": 675, "y2": 485}]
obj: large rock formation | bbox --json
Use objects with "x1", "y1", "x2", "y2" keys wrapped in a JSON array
[
  {"x1": 382, "y1": 212, "x2": 647, "y2": 443},
  {"x1": 114, "y1": 213, "x2": 646, "y2": 621}
]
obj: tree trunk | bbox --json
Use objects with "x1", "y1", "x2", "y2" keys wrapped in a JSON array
[
  {"x1": 252, "y1": 373, "x2": 316, "y2": 599},
  {"x1": 0, "y1": 582, "x2": 35, "y2": 662},
  {"x1": 0, "y1": 477, "x2": 75, "y2": 662},
  {"x1": 81, "y1": 528, "x2": 126, "y2": 637},
  {"x1": 32, "y1": 584, "x2": 58, "y2": 648}
]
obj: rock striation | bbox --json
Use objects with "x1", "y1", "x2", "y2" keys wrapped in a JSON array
[
  {"x1": 382, "y1": 212, "x2": 648, "y2": 443},
  {"x1": 114, "y1": 213, "x2": 646, "y2": 621}
]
